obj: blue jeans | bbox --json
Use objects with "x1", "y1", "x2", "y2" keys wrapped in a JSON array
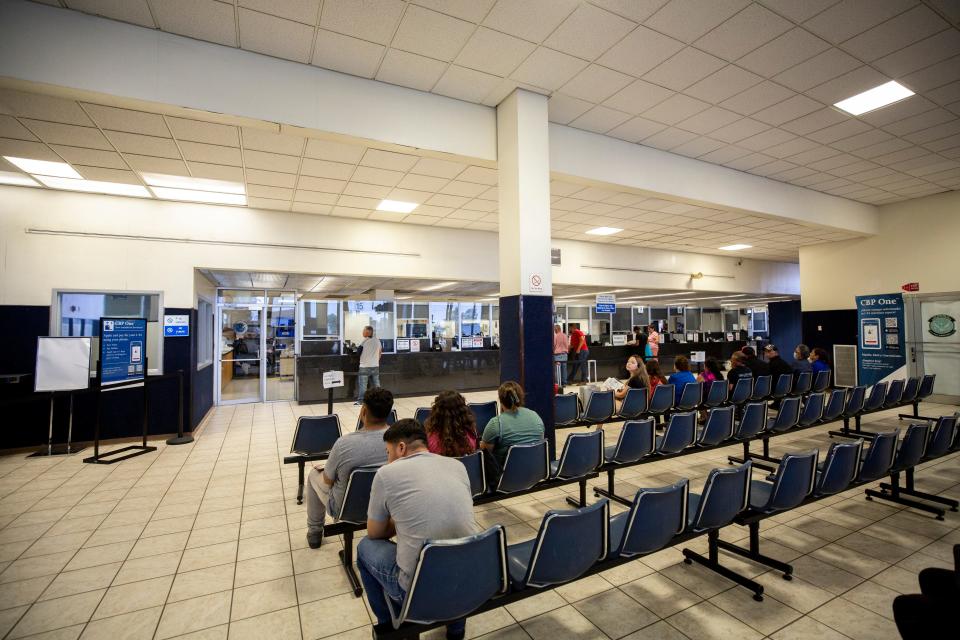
[
  {"x1": 567, "y1": 350, "x2": 588, "y2": 383},
  {"x1": 553, "y1": 353, "x2": 568, "y2": 386},
  {"x1": 357, "y1": 366, "x2": 380, "y2": 401},
  {"x1": 357, "y1": 538, "x2": 466, "y2": 636}
]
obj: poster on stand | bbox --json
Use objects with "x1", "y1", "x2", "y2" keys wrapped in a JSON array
[
  {"x1": 99, "y1": 318, "x2": 147, "y2": 386},
  {"x1": 855, "y1": 293, "x2": 905, "y2": 386}
]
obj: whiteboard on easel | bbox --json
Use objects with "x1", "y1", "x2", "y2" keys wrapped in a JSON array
[{"x1": 35, "y1": 337, "x2": 92, "y2": 392}]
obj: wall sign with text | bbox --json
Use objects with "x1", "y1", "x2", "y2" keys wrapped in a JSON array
[{"x1": 855, "y1": 293, "x2": 905, "y2": 386}]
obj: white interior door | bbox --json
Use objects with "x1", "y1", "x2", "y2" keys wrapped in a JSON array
[{"x1": 917, "y1": 298, "x2": 960, "y2": 398}]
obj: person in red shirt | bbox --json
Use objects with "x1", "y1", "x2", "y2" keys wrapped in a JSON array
[{"x1": 566, "y1": 326, "x2": 589, "y2": 385}]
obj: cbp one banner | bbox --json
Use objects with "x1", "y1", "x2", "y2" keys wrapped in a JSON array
[{"x1": 855, "y1": 293, "x2": 906, "y2": 386}]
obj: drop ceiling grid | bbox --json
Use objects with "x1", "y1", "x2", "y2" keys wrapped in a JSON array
[{"x1": 35, "y1": 0, "x2": 960, "y2": 205}]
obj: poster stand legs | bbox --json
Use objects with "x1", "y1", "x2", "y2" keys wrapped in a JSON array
[
  {"x1": 84, "y1": 358, "x2": 157, "y2": 465},
  {"x1": 28, "y1": 391, "x2": 84, "y2": 458}
]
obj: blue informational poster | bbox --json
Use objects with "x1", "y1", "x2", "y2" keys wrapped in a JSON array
[
  {"x1": 100, "y1": 317, "x2": 147, "y2": 386},
  {"x1": 855, "y1": 293, "x2": 905, "y2": 386}
]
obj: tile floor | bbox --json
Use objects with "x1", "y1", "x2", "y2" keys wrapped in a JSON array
[{"x1": 0, "y1": 391, "x2": 958, "y2": 640}]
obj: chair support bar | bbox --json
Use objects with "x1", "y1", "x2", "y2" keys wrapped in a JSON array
[
  {"x1": 682, "y1": 530, "x2": 765, "y2": 601},
  {"x1": 865, "y1": 468, "x2": 959, "y2": 521}
]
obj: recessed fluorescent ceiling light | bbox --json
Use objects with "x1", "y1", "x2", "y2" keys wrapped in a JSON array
[
  {"x1": 834, "y1": 81, "x2": 914, "y2": 116},
  {"x1": 35, "y1": 175, "x2": 151, "y2": 197},
  {"x1": 0, "y1": 171, "x2": 39, "y2": 187},
  {"x1": 620, "y1": 292, "x2": 690, "y2": 299},
  {"x1": 150, "y1": 186, "x2": 246, "y2": 205},
  {"x1": 585, "y1": 227, "x2": 623, "y2": 236},
  {"x1": 4, "y1": 156, "x2": 82, "y2": 179},
  {"x1": 377, "y1": 199, "x2": 418, "y2": 213},
  {"x1": 420, "y1": 281, "x2": 455, "y2": 291},
  {"x1": 141, "y1": 173, "x2": 244, "y2": 194},
  {"x1": 719, "y1": 244, "x2": 752, "y2": 251}
]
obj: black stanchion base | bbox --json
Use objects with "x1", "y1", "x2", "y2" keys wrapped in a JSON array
[
  {"x1": 83, "y1": 445, "x2": 157, "y2": 464},
  {"x1": 166, "y1": 435, "x2": 195, "y2": 445},
  {"x1": 27, "y1": 443, "x2": 86, "y2": 458}
]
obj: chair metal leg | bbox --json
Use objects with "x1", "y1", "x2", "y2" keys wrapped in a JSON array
[
  {"x1": 338, "y1": 530, "x2": 364, "y2": 597},
  {"x1": 593, "y1": 469, "x2": 634, "y2": 508},
  {"x1": 745, "y1": 438, "x2": 781, "y2": 472},
  {"x1": 897, "y1": 400, "x2": 938, "y2": 422},
  {"x1": 682, "y1": 530, "x2": 764, "y2": 601},
  {"x1": 868, "y1": 468, "x2": 955, "y2": 520},
  {"x1": 297, "y1": 461, "x2": 305, "y2": 505},
  {"x1": 566, "y1": 478, "x2": 588, "y2": 508},
  {"x1": 727, "y1": 440, "x2": 750, "y2": 465},
  {"x1": 715, "y1": 522, "x2": 793, "y2": 579}
]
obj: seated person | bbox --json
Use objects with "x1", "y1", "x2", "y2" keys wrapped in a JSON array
[
  {"x1": 893, "y1": 544, "x2": 960, "y2": 639},
  {"x1": 792, "y1": 344, "x2": 812, "y2": 377},
  {"x1": 646, "y1": 359, "x2": 666, "y2": 393},
  {"x1": 480, "y1": 381, "x2": 544, "y2": 470},
  {"x1": 741, "y1": 346, "x2": 770, "y2": 377},
  {"x1": 698, "y1": 358, "x2": 724, "y2": 384},
  {"x1": 810, "y1": 347, "x2": 831, "y2": 375},
  {"x1": 615, "y1": 355, "x2": 649, "y2": 403},
  {"x1": 727, "y1": 352, "x2": 753, "y2": 394},
  {"x1": 667, "y1": 355, "x2": 697, "y2": 405},
  {"x1": 358, "y1": 420, "x2": 478, "y2": 640},
  {"x1": 763, "y1": 344, "x2": 794, "y2": 382},
  {"x1": 305, "y1": 386, "x2": 392, "y2": 549},
  {"x1": 424, "y1": 390, "x2": 478, "y2": 457}
]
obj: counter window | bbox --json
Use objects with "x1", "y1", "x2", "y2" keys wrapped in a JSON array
[
  {"x1": 429, "y1": 302, "x2": 458, "y2": 349},
  {"x1": 397, "y1": 303, "x2": 429, "y2": 338},
  {"x1": 460, "y1": 303, "x2": 490, "y2": 337},
  {"x1": 344, "y1": 301, "x2": 395, "y2": 351},
  {"x1": 303, "y1": 301, "x2": 341, "y2": 338}
]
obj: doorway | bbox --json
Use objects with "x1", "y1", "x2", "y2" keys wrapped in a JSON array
[
  {"x1": 907, "y1": 293, "x2": 960, "y2": 401},
  {"x1": 216, "y1": 289, "x2": 297, "y2": 404}
]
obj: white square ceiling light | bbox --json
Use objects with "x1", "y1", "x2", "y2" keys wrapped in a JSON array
[
  {"x1": 141, "y1": 173, "x2": 245, "y2": 194},
  {"x1": 0, "y1": 171, "x2": 40, "y2": 187},
  {"x1": 35, "y1": 175, "x2": 151, "y2": 197},
  {"x1": 3, "y1": 156, "x2": 82, "y2": 179},
  {"x1": 150, "y1": 186, "x2": 246, "y2": 205},
  {"x1": 719, "y1": 244, "x2": 752, "y2": 250},
  {"x1": 834, "y1": 81, "x2": 914, "y2": 116},
  {"x1": 585, "y1": 226, "x2": 623, "y2": 236},
  {"x1": 376, "y1": 199, "x2": 418, "y2": 213}
]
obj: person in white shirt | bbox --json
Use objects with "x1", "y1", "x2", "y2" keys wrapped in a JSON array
[{"x1": 356, "y1": 325, "x2": 382, "y2": 405}]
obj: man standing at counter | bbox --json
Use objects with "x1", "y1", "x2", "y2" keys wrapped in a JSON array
[{"x1": 356, "y1": 325, "x2": 382, "y2": 405}]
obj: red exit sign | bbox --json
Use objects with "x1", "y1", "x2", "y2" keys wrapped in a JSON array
[{"x1": 902, "y1": 282, "x2": 920, "y2": 292}]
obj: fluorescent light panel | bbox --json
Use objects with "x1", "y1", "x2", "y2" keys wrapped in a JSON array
[
  {"x1": 141, "y1": 173, "x2": 244, "y2": 194},
  {"x1": 377, "y1": 199, "x2": 418, "y2": 213},
  {"x1": 834, "y1": 81, "x2": 914, "y2": 116},
  {"x1": 585, "y1": 226, "x2": 623, "y2": 236},
  {"x1": 420, "y1": 281, "x2": 456, "y2": 291},
  {"x1": 35, "y1": 175, "x2": 151, "y2": 197},
  {"x1": 150, "y1": 186, "x2": 246, "y2": 205},
  {"x1": 0, "y1": 171, "x2": 39, "y2": 187},
  {"x1": 719, "y1": 244, "x2": 752, "y2": 251},
  {"x1": 4, "y1": 156, "x2": 81, "y2": 179}
]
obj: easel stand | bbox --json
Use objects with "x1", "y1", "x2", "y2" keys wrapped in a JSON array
[
  {"x1": 84, "y1": 358, "x2": 158, "y2": 464},
  {"x1": 166, "y1": 370, "x2": 194, "y2": 445},
  {"x1": 28, "y1": 391, "x2": 83, "y2": 457}
]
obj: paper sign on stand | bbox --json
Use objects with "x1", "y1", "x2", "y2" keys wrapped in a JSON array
[
  {"x1": 690, "y1": 351, "x2": 706, "y2": 363},
  {"x1": 396, "y1": 339, "x2": 410, "y2": 352},
  {"x1": 410, "y1": 340, "x2": 421, "y2": 352},
  {"x1": 322, "y1": 371, "x2": 344, "y2": 388}
]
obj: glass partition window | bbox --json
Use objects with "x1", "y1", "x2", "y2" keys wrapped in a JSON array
[
  {"x1": 396, "y1": 303, "x2": 429, "y2": 338},
  {"x1": 198, "y1": 298, "x2": 213, "y2": 368},
  {"x1": 344, "y1": 301, "x2": 395, "y2": 349},
  {"x1": 566, "y1": 305, "x2": 589, "y2": 331},
  {"x1": 492, "y1": 305, "x2": 499, "y2": 345},
  {"x1": 686, "y1": 308, "x2": 702, "y2": 332},
  {"x1": 632, "y1": 307, "x2": 650, "y2": 329},
  {"x1": 429, "y1": 302, "x2": 458, "y2": 348},
  {"x1": 612, "y1": 308, "x2": 632, "y2": 332},
  {"x1": 302, "y1": 301, "x2": 341, "y2": 338},
  {"x1": 460, "y1": 303, "x2": 490, "y2": 337},
  {"x1": 56, "y1": 291, "x2": 162, "y2": 375}
]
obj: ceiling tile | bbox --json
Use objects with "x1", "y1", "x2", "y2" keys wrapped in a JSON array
[
  {"x1": 74, "y1": 166, "x2": 141, "y2": 184},
  {"x1": 548, "y1": 94, "x2": 594, "y2": 124},
  {"x1": 454, "y1": 27, "x2": 536, "y2": 77},
  {"x1": 596, "y1": 25, "x2": 685, "y2": 77},
  {"x1": 860, "y1": 96, "x2": 938, "y2": 128},
  {"x1": 511, "y1": 47, "x2": 589, "y2": 91},
  {"x1": 672, "y1": 136, "x2": 727, "y2": 158},
  {"x1": 342, "y1": 181, "x2": 392, "y2": 198},
  {"x1": 642, "y1": 94, "x2": 711, "y2": 125},
  {"x1": 82, "y1": 104, "x2": 170, "y2": 137},
  {"x1": 456, "y1": 166, "x2": 497, "y2": 185},
  {"x1": 606, "y1": 116, "x2": 668, "y2": 142},
  {"x1": 240, "y1": 128, "x2": 304, "y2": 156},
  {"x1": 675, "y1": 106, "x2": 742, "y2": 134},
  {"x1": 178, "y1": 140, "x2": 243, "y2": 166},
  {"x1": 376, "y1": 49, "x2": 448, "y2": 92},
  {"x1": 569, "y1": 105, "x2": 632, "y2": 133},
  {"x1": 737, "y1": 28, "x2": 831, "y2": 77},
  {"x1": 927, "y1": 81, "x2": 960, "y2": 108},
  {"x1": 409, "y1": 157, "x2": 468, "y2": 178},
  {"x1": 337, "y1": 194, "x2": 381, "y2": 209},
  {"x1": 320, "y1": 0, "x2": 406, "y2": 45},
  {"x1": 645, "y1": 0, "x2": 751, "y2": 43},
  {"x1": 248, "y1": 184, "x2": 294, "y2": 200},
  {"x1": 802, "y1": 0, "x2": 918, "y2": 44},
  {"x1": 807, "y1": 119, "x2": 873, "y2": 143},
  {"x1": 908, "y1": 120, "x2": 960, "y2": 146},
  {"x1": 293, "y1": 200, "x2": 332, "y2": 214},
  {"x1": 884, "y1": 108, "x2": 955, "y2": 136},
  {"x1": 830, "y1": 128, "x2": 894, "y2": 152},
  {"x1": 709, "y1": 117, "x2": 771, "y2": 143},
  {"x1": 150, "y1": 0, "x2": 237, "y2": 47},
  {"x1": 841, "y1": 5, "x2": 947, "y2": 61},
  {"x1": 773, "y1": 48, "x2": 861, "y2": 92},
  {"x1": 738, "y1": 128, "x2": 796, "y2": 152},
  {"x1": 49, "y1": 145, "x2": 127, "y2": 169},
  {"x1": 187, "y1": 162, "x2": 245, "y2": 181},
  {"x1": 166, "y1": 117, "x2": 239, "y2": 146},
  {"x1": 246, "y1": 168, "x2": 297, "y2": 188},
  {"x1": 104, "y1": 130, "x2": 181, "y2": 157},
  {"x1": 300, "y1": 157, "x2": 355, "y2": 179},
  {"x1": 411, "y1": 0, "x2": 496, "y2": 23},
  {"x1": 392, "y1": 4, "x2": 476, "y2": 62},
  {"x1": 433, "y1": 66, "x2": 503, "y2": 103},
  {"x1": 604, "y1": 79, "x2": 674, "y2": 115},
  {"x1": 238, "y1": 8, "x2": 315, "y2": 63},
  {"x1": 560, "y1": 65, "x2": 634, "y2": 103},
  {"x1": 311, "y1": 29, "x2": 385, "y2": 78},
  {"x1": 294, "y1": 189, "x2": 339, "y2": 204},
  {"x1": 245, "y1": 149, "x2": 301, "y2": 173},
  {"x1": 694, "y1": 3, "x2": 792, "y2": 61},
  {"x1": 239, "y1": 0, "x2": 321, "y2": 25},
  {"x1": 360, "y1": 149, "x2": 419, "y2": 172},
  {"x1": 0, "y1": 89, "x2": 94, "y2": 126},
  {"x1": 757, "y1": 0, "x2": 840, "y2": 24},
  {"x1": 589, "y1": 0, "x2": 671, "y2": 22},
  {"x1": 852, "y1": 137, "x2": 912, "y2": 159},
  {"x1": 23, "y1": 120, "x2": 113, "y2": 150},
  {"x1": 246, "y1": 197, "x2": 291, "y2": 211},
  {"x1": 872, "y1": 29, "x2": 960, "y2": 78},
  {"x1": 543, "y1": 4, "x2": 636, "y2": 60},
  {"x1": 805, "y1": 65, "x2": 889, "y2": 105},
  {"x1": 900, "y1": 54, "x2": 960, "y2": 93},
  {"x1": 780, "y1": 107, "x2": 848, "y2": 135},
  {"x1": 751, "y1": 94, "x2": 823, "y2": 126},
  {"x1": 683, "y1": 65, "x2": 764, "y2": 103},
  {"x1": 350, "y1": 165, "x2": 404, "y2": 186},
  {"x1": 426, "y1": 193, "x2": 470, "y2": 208},
  {"x1": 642, "y1": 127, "x2": 699, "y2": 150},
  {"x1": 0, "y1": 115, "x2": 37, "y2": 141},
  {"x1": 304, "y1": 138, "x2": 365, "y2": 164},
  {"x1": 643, "y1": 47, "x2": 727, "y2": 91},
  {"x1": 482, "y1": 0, "x2": 579, "y2": 43},
  {"x1": 698, "y1": 144, "x2": 752, "y2": 164},
  {"x1": 719, "y1": 81, "x2": 795, "y2": 115},
  {"x1": 762, "y1": 137, "x2": 821, "y2": 158},
  {"x1": 123, "y1": 154, "x2": 189, "y2": 175},
  {"x1": 439, "y1": 180, "x2": 488, "y2": 197},
  {"x1": 67, "y1": 0, "x2": 156, "y2": 27}
]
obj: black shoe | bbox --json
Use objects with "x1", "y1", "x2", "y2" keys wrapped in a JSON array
[{"x1": 306, "y1": 530, "x2": 323, "y2": 549}]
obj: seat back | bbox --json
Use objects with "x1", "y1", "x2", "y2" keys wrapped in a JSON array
[
  {"x1": 703, "y1": 380, "x2": 728, "y2": 407},
  {"x1": 469, "y1": 402, "x2": 498, "y2": 433},
  {"x1": 842, "y1": 385, "x2": 867, "y2": 417},
  {"x1": 925, "y1": 416, "x2": 957, "y2": 459},
  {"x1": 893, "y1": 423, "x2": 929, "y2": 471},
  {"x1": 698, "y1": 406, "x2": 735, "y2": 446},
  {"x1": 751, "y1": 375, "x2": 772, "y2": 401},
  {"x1": 821, "y1": 388, "x2": 846, "y2": 422},
  {"x1": 688, "y1": 462, "x2": 752, "y2": 532},
  {"x1": 862, "y1": 382, "x2": 888, "y2": 412},
  {"x1": 336, "y1": 466, "x2": 381, "y2": 523},
  {"x1": 554, "y1": 430, "x2": 604, "y2": 478},
  {"x1": 581, "y1": 390, "x2": 615, "y2": 424},
  {"x1": 735, "y1": 402, "x2": 767, "y2": 439},
  {"x1": 616, "y1": 480, "x2": 688, "y2": 557},
  {"x1": 648, "y1": 384, "x2": 675, "y2": 414},
  {"x1": 812, "y1": 369, "x2": 831, "y2": 392},
  {"x1": 756, "y1": 450, "x2": 818, "y2": 513},
  {"x1": 729, "y1": 377, "x2": 753, "y2": 405},
  {"x1": 917, "y1": 374, "x2": 936, "y2": 400},
  {"x1": 676, "y1": 382, "x2": 702, "y2": 411},
  {"x1": 657, "y1": 411, "x2": 696, "y2": 454},
  {"x1": 520, "y1": 500, "x2": 609, "y2": 587},
  {"x1": 884, "y1": 379, "x2": 905, "y2": 407},
  {"x1": 857, "y1": 429, "x2": 899, "y2": 482},
  {"x1": 414, "y1": 407, "x2": 431, "y2": 427},
  {"x1": 616, "y1": 386, "x2": 648, "y2": 419},
  {"x1": 456, "y1": 451, "x2": 487, "y2": 498},
  {"x1": 769, "y1": 395, "x2": 801, "y2": 433},
  {"x1": 496, "y1": 440, "x2": 550, "y2": 494},
  {"x1": 793, "y1": 371, "x2": 813, "y2": 395},
  {"x1": 816, "y1": 440, "x2": 862, "y2": 496},
  {"x1": 356, "y1": 409, "x2": 398, "y2": 431},
  {"x1": 900, "y1": 377, "x2": 920, "y2": 403},
  {"x1": 290, "y1": 414, "x2": 342, "y2": 455},
  {"x1": 771, "y1": 373, "x2": 793, "y2": 399},
  {"x1": 797, "y1": 392, "x2": 825, "y2": 427},
  {"x1": 608, "y1": 419, "x2": 656, "y2": 464},
  {"x1": 554, "y1": 393, "x2": 580, "y2": 426},
  {"x1": 396, "y1": 525, "x2": 508, "y2": 626}
]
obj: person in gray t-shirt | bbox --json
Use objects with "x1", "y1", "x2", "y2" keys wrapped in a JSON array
[
  {"x1": 304, "y1": 387, "x2": 392, "y2": 549},
  {"x1": 357, "y1": 419, "x2": 477, "y2": 639},
  {"x1": 356, "y1": 325, "x2": 382, "y2": 405}
]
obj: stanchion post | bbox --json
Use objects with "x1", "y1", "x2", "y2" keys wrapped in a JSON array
[{"x1": 167, "y1": 369, "x2": 194, "y2": 445}]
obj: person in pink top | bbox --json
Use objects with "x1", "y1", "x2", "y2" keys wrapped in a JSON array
[
  {"x1": 553, "y1": 324, "x2": 569, "y2": 386},
  {"x1": 646, "y1": 323, "x2": 660, "y2": 359},
  {"x1": 423, "y1": 390, "x2": 477, "y2": 457}
]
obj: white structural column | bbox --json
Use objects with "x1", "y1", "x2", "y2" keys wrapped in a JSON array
[{"x1": 497, "y1": 89, "x2": 553, "y2": 297}]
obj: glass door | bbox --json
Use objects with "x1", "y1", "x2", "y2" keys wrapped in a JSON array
[
  {"x1": 218, "y1": 304, "x2": 264, "y2": 404},
  {"x1": 266, "y1": 291, "x2": 296, "y2": 401},
  {"x1": 909, "y1": 295, "x2": 960, "y2": 400}
]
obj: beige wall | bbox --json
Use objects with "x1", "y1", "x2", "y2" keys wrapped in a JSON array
[{"x1": 799, "y1": 191, "x2": 960, "y2": 311}]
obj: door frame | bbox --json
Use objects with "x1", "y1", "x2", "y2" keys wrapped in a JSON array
[{"x1": 905, "y1": 291, "x2": 960, "y2": 401}]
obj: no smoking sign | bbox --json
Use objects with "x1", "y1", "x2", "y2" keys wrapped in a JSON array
[{"x1": 528, "y1": 273, "x2": 544, "y2": 293}]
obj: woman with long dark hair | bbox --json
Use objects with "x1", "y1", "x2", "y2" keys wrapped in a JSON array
[{"x1": 424, "y1": 390, "x2": 477, "y2": 457}]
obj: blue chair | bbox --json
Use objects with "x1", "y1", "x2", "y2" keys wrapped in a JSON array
[
  {"x1": 414, "y1": 407, "x2": 431, "y2": 427},
  {"x1": 733, "y1": 403, "x2": 767, "y2": 440},
  {"x1": 728, "y1": 377, "x2": 753, "y2": 406},
  {"x1": 815, "y1": 440, "x2": 863, "y2": 497},
  {"x1": 697, "y1": 406, "x2": 735, "y2": 446},
  {"x1": 749, "y1": 450, "x2": 818, "y2": 514},
  {"x1": 645, "y1": 384, "x2": 674, "y2": 423},
  {"x1": 580, "y1": 390, "x2": 614, "y2": 427},
  {"x1": 469, "y1": 402, "x2": 498, "y2": 433},
  {"x1": 750, "y1": 375, "x2": 772, "y2": 402},
  {"x1": 686, "y1": 462, "x2": 752, "y2": 534},
  {"x1": 792, "y1": 371, "x2": 812, "y2": 396},
  {"x1": 676, "y1": 382, "x2": 702, "y2": 412},
  {"x1": 862, "y1": 382, "x2": 888, "y2": 413},
  {"x1": 899, "y1": 377, "x2": 919, "y2": 404},
  {"x1": 844, "y1": 386, "x2": 867, "y2": 418},
  {"x1": 656, "y1": 411, "x2": 696, "y2": 454},
  {"x1": 605, "y1": 419, "x2": 655, "y2": 464},
  {"x1": 608, "y1": 480, "x2": 688, "y2": 558},
  {"x1": 702, "y1": 380, "x2": 728, "y2": 409},
  {"x1": 899, "y1": 374, "x2": 936, "y2": 420},
  {"x1": 550, "y1": 430, "x2": 603, "y2": 479},
  {"x1": 812, "y1": 369, "x2": 831, "y2": 393},
  {"x1": 883, "y1": 379, "x2": 905, "y2": 408},
  {"x1": 506, "y1": 500, "x2": 608, "y2": 588},
  {"x1": 554, "y1": 393, "x2": 580, "y2": 428},
  {"x1": 766, "y1": 395, "x2": 801, "y2": 434},
  {"x1": 820, "y1": 389, "x2": 846, "y2": 422},
  {"x1": 857, "y1": 429, "x2": 899, "y2": 482},
  {"x1": 334, "y1": 465, "x2": 383, "y2": 596},
  {"x1": 796, "y1": 392, "x2": 825, "y2": 427},
  {"x1": 356, "y1": 409, "x2": 398, "y2": 431},
  {"x1": 771, "y1": 374, "x2": 792, "y2": 402},
  {"x1": 496, "y1": 441, "x2": 550, "y2": 494},
  {"x1": 456, "y1": 451, "x2": 486, "y2": 498},
  {"x1": 288, "y1": 414, "x2": 343, "y2": 504},
  {"x1": 889, "y1": 424, "x2": 930, "y2": 475},
  {"x1": 385, "y1": 525, "x2": 508, "y2": 628},
  {"x1": 924, "y1": 416, "x2": 957, "y2": 460},
  {"x1": 615, "y1": 387, "x2": 647, "y2": 420}
]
